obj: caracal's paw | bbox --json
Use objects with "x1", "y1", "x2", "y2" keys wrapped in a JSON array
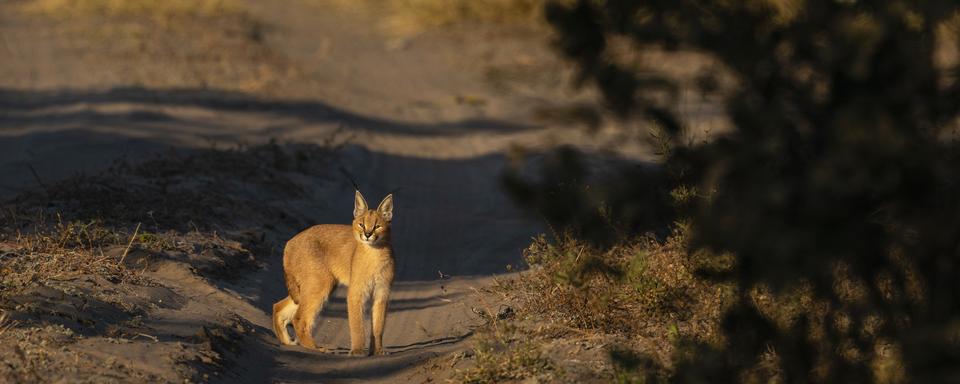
[
  {"x1": 349, "y1": 348, "x2": 365, "y2": 356},
  {"x1": 298, "y1": 337, "x2": 318, "y2": 350}
]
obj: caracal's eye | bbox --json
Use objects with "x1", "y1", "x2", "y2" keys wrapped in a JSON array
[{"x1": 373, "y1": 224, "x2": 380, "y2": 231}]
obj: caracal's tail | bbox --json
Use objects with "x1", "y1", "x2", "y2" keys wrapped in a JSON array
[{"x1": 272, "y1": 296, "x2": 299, "y2": 345}]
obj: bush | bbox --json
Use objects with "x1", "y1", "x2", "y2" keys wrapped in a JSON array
[{"x1": 505, "y1": 0, "x2": 960, "y2": 381}]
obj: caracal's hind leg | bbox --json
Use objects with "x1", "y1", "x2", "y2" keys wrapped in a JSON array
[
  {"x1": 273, "y1": 296, "x2": 299, "y2": 345},
  {"x1": 292, "y1": 274, "x2": 336, "y2": 350}
]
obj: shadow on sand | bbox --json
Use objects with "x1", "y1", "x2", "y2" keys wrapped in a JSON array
[{"x1": 0, "y1": 87, "x2": 536, "y2": 137}]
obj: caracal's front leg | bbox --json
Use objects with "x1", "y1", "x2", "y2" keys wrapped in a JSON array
[
  {"x1": 347, "y1": 285, "x2": 367, "y2": 356},
  {"x1": 370, "y1": 282, "x2": 391, "y2": 355}
]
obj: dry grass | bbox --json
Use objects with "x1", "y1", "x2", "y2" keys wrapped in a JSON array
[
  {"x1": 330, "y1": 0, "x2": 547, "y2": 36},
  {"x1": 457, "y1": 322, "x2": 556, "y2": 383},
  {"x1": 515, "y1": 229, "x2": 732, "y2": 343},
  {"x1": 0, "y1": 214, "x2": 140, "y2": 291},
  {"x1": 737, "y1": 272, "x2": 910, "y2": 383},
  {"x1": 384, "y1": 0, "x2": 546, "y2": 34},
  {"x1": 19, "y1": 0, "x2": 289, "y2": 92},
  {"x1": 478, "y1": 223, "x2": 912, "y2": 382},
  {"x1": 0, "y1": 213, "x2": 159, "y2": 382},
  {"x1": 23, "y1": 0, "x2": 249, "y2": 24},
  {"x1": 454, "y1": 227, "x2": 732, "y2": 382}
]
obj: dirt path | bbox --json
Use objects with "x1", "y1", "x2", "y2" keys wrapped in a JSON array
[{"x1": 0, "y1": 1, "x2": 605, "y2": 382}]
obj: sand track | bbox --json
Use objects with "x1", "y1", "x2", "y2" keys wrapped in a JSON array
[{"x1": 0, "y1": 1, "x2": 581, "y2": 381}]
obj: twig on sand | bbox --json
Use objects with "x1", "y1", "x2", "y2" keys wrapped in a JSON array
[
  {"x1": 27, "y1": 164, "x2": 49, "y2": 195},
  {"x1": 119, "y1": 222, "x2": 142, "y2": 266},
  {"x1": 131, "y1": 333, "x2": 159, "y2": 342}
]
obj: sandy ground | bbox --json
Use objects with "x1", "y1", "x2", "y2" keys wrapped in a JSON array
[{"x1": 0, "y1": 1, "x2": 724, "y2": 382}]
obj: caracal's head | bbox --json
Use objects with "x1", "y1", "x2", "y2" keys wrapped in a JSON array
[{"x1": 352, "y1": 191, "x2": 393, "y2": 247}]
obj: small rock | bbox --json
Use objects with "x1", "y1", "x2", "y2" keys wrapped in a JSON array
[{"x1": 497, "y1": 306, "x2": 515, "y2": 320}]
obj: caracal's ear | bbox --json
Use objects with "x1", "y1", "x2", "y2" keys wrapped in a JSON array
[
  {"x1": 354, "y1": 190, "x2": 369, "y2": 218},
  {"x1": 377, "y1": 194, "x2": 394, "y2": 222}
]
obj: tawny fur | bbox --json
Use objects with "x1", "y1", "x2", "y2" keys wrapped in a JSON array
[{"x1": 273, "y1": 191, "x2": 395, "y2": 356}]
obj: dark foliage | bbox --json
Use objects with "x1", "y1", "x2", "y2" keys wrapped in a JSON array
[
  {"x1": 503, "y1": 147, "x2": 677, "y2": 245},
  {"x1": 511, "y1": 0, "x2": 960, "y2": 381}
]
